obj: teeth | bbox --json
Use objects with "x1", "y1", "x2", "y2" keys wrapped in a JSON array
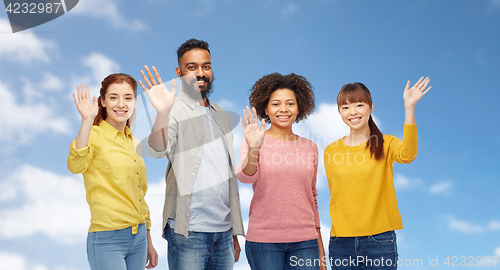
[
  {"x1": 350, "y1": 117, "x2": 360, "y2": 122},
  {"x1": 278, "y1": 116, "x2": 290, "y2": 118}
]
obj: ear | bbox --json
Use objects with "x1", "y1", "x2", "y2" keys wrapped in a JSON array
[
  {"x1": 175, "y1": 67, "x2": 182, "y2": 78},
  {"x1": 370, "y1": 103, "x2": 374, "y2": 114},
  {"x1": 100, "y1": 97, "x2": 105, "y2": 107},
  {"x1": 264, "y1": 108, "x2": 268, "y2": 116}
]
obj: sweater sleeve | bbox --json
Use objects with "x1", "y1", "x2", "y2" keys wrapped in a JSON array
[
  {"x1": 235, "y1": 138, "x2": 260, "y2": 184},
  {"x1": 311, "y1": 146, "x2": 321, "y2": 228},
  {"x1": 390, "y1": 123, "x2": 418, "y2": 164}
]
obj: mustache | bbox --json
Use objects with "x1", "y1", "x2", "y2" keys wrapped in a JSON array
[{"x1": 196, "y1": 76, "x2": 210, "y2": 83}]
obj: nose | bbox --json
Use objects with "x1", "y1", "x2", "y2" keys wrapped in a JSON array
[
  {"x1": 195, "y1": 66, "x2": 204, "y2": 77},
  {"x1": 118, "y1": 97, "x2": 125, "y2": 107},
  {"x1": 279, "y1": 103, "x2": 287, "y2": 112},
  {"x1": 349, "y1": 106, "x2": 357, "y2": 115}
]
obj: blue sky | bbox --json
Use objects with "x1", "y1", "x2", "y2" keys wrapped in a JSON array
[{"x1": 1, "y1": 0, "x2": 499, "y2": 269}]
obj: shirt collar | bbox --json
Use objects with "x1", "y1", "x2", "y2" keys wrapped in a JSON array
[
  {"x1": 179, "y1": 91, "x2": 217, "y2": 111},
  {"x1": 99, "y1": 120, "x2": 132, "y2": 139}
]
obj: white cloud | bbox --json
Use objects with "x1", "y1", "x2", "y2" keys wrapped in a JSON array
[
  {"x1": 447, "y1": 216, "x2": 500, "y2": 234},
  {"x1": 0, "y1": 165, "x2": 89, "y2": 244},
  {"x1": 0, "y1": 252, "x2": 47, "y2": 270},
  {"x1": 394, "y1": 173, "x2": 424, "y2": 191},
  {"x1": 495, "y1": 247, "x2": 500, "y2": 256},
  {"x1": 281, "y1": 3, "x2": 299, "y2": 18},
  {"x1": 83, "y1": 53, "x2": 121, "y2": 83},
  {"x1": 71, "y1": 0, "x2": 146, "y2": 31},
  {"x1": 429, "y1": 180, "x2": 452, "y2": 195},
  {"x1": 0, "y1": 19, "x2": 55, "y2": 63},
  {"x1": 70, "y1": 53, "x2": 121, "y2": 103},
  {"x1": 40, "y1": 72, "x2": 64, "y2": 91},
  {"x1": 0, "y1": 81, "x2": 71, "y2": 145},
  {"x1": 145, "y1": 179, "x2": 168, "y2": 261},
  {"x1": 238, "y1": 186, "x2": 253, "y2": 212},
  {"x1": 0, "y1": 252, "x2": 81, "y2": 270}
]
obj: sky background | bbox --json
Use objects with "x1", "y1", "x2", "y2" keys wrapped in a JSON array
[{"x1": 1, "y1": 0, "x2": 499, "y2": 269}]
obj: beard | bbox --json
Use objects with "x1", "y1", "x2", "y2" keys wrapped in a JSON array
[{"x1": 181, "y1": 72, "x2": 214, "y2": 100}]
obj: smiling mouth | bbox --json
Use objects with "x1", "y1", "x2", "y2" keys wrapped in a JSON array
[
  {"x1": 113, "y1": 110, "x2": 128, "y2": 115},
  {"x1": 349, "y1": 117, "x2": 361, "y2": 123}
]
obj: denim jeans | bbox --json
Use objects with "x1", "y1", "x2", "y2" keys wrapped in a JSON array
[
  {"x1": 165, "y1": 224, "x2": 235, "y2": 270},
  {"x1": 245, "y1": 239, "x2": 320, "y2": 270},
  {"x1": 328, "y1": 231, "x2": 398, "y2": 270},
  {"x1": 87, "y1": 223, "x2": 147, "y2": 270}
]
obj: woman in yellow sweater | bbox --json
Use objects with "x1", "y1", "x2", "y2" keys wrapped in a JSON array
[
  {"x1": 67, "y1": 74, "x2": 158, "y2": 270},
  {"x1": 324, "y1": 77, "x2": 431, "y2": 269}
]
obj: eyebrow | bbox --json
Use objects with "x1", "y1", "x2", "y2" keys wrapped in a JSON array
[
  {"x1": 185, "y1": 61, "x2": 211, "y2": 66},
  {"x1": 271, "y1": 98, "x2": 296, "y2": 102}
]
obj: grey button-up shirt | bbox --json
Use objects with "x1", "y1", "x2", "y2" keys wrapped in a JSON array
[{"x1": 147, "y1": 91, "x2": 245, "y2": 238}]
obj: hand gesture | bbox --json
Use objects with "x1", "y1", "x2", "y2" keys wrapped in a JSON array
[
  {"x1": 72, "y1": 84, "x2": 98, "y2": 121},
  {"x1": 139, "y1": 65, "x2": 177, "y2": 113},
  {"x1": 240, "y1": 106, "x2": 266, "y2": 150},
  {"x1": 403, "y1": 76, "x2": 432, "y2": 107}
]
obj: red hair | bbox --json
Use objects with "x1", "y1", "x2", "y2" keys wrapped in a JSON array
[{"x1": 93, "y1": 73, "x2": 137, "y2": 127}]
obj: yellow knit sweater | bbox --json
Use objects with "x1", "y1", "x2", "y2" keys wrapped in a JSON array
[{"x1": 324, "y1": 124, "x2": 418, "y2": 237}]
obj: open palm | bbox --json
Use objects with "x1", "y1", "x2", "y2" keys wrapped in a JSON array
[
  {"x1": 73, "y1": 84, "x2": 98, "y2": 121},
  {"x1": 403, "y1": 76, "x2": 432, "y2": 107},
  {"x1": 139, "y1": 65, "x2": 177, "y2": 113},
  {"x1": 241, "y1": 106, "x2": 266, "y2": 149}
]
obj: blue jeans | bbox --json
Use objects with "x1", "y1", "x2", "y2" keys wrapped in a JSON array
[
  {"x1": 328, "y1": 231, "x2": 398, "y2": 270},
  {"x1": 87, "y1": 223, "x2": 147, "y2": 270},
  {"x1": 245, "y1": 239, "x2": 320, "y2": 270},
  {"x1": 165, "y1": 224, "x2": 235, "y2": 270}
]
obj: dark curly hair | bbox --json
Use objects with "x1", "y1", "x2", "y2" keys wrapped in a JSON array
[{"x1": 249, "y1": 73, "x2": 315, "y2": 124}]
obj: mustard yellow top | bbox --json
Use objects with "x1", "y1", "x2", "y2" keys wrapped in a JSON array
[
  {"x1": 67, "y1": 120, "x2": 151, "y2": 234},
  {"x1": 324, "y1": 124, "x2": 418, "y2": 237}
]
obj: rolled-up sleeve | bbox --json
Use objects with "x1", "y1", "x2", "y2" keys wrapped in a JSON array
[{"x1": 67, "y1": 139, "x2": 93, "y2": 174}]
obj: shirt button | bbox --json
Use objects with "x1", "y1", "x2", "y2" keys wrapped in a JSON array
[
  {"x1": 122, "y1": 137, "x2": 125, "y2": 139},
  {"x1": 198, "y1": 154, "x2": 201, "y2": 157},
  {"x1": 139, "y1": 199, "x2": 141, "y2": 201},
  {"x1": 134, "y1": 160, "x2": 136, "y2": 162},
  {"x1": 192, "y1": 173, "x2": 195, "y2": 176},
  {"x1": 201, "y1": 133, "x2": 204, "y2": 136},
  {"x1": 187, "y1": 193, "x2": 190, "y2": 196},
  {"x1": 137, "y1": 172, "x2": 139, "y2": 175},
  {"x1": 187, "y1": 213, "x2": 189, "y2": 217},
  {"x1": 129, "y1": 149, "x2": 131, "y2": 151}
]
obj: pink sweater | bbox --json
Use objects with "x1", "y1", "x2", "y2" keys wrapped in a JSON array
[{"x1": 236, "y1": 135, "x2": 321, "y2": 243}]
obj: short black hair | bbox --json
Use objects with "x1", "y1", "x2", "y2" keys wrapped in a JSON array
[{"x1": 177, "y1": 38, "x2": 210, "y2": 64}]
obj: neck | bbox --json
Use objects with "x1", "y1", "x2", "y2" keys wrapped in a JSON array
[
  {"x1": 266, "y1": 125, "x2": 297, "y2": 141},
  {"x1": 105, "y1": 119, "x2": 127, "y2": 134},
  {"x1": 345, "y1": 126, "x2": 371, "y2": 146}
]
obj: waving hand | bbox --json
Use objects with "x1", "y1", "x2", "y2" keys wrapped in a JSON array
[
  {"x1": 241, "y1": 106, "x2": 266, "y2": 150},
  {"x1": 139, "y1": 65, "x2": 177, "y2": 113}
]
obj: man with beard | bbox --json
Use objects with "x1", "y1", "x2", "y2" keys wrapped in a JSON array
[{"x1": 139, "y1": 38, "x2": 245, "y2": 270}]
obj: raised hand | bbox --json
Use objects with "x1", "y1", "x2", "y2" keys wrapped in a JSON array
[
  {"x1": 139, "y1": 65, "x2": 177, "y2": 113},
  {"x1": 403, "y1": 76, "x2": 432, "y2": 107},
  {"x1": 73, "y1": 84, "x2": 98, "y2": 121},
  {"x1": 241, "y1": 106, "x2": 266, "y2": 150}
]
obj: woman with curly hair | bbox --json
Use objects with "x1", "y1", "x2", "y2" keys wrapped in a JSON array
[{"x1": 236, "y1": 73, "x2": 326, "y2": 270}]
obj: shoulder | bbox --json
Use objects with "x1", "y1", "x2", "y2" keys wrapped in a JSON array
[
  {"x1": 324, "y1": 137, "x2": 344, "y2": 152},
  {"x1": 297, "y1": 136, "x2": 318, "y2": 150}
]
